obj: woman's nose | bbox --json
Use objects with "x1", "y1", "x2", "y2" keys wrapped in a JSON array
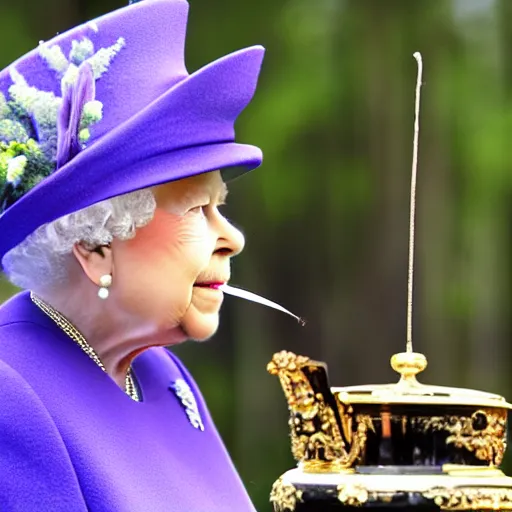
[{"x1": 214, "y1": 214, "x2": 245, "y2": 257}]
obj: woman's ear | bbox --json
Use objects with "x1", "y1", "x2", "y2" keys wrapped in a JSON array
[{"x1": 72, "y1": 242, "x2": 113, "y2": 286}]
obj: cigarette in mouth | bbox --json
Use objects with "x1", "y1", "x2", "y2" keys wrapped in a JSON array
[{"x1": 218, "y1": 284, "x2": 306, "y2": 326}]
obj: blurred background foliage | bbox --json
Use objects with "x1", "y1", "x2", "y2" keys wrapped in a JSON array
[{"x1": 1, "y1": 0, "x2": 511, "y2": 509}]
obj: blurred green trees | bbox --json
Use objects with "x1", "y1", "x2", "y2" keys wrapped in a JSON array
[{"x1": 2, "y1": 0, "x2": 512, "y2": 509}]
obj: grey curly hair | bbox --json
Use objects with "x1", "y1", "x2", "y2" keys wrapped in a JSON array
[{"x1": 2, "y1": 189, "x2": 156, "y2": 291}]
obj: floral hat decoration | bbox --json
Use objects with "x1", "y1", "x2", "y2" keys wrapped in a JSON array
[{"x1": 0, "y1": 0, "x2": 264, "y2": 261}]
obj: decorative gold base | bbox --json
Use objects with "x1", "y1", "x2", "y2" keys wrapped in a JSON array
[
  {"x1": 271, "y1": 468, "x2": 512, "y2": 511},
  {"x1": 423, "y1": 486, "x2": 512, "y2": 510}
]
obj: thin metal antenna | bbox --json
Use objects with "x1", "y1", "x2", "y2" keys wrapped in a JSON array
[{"x1": 406, "y1": 52, "x2": 423, "y2": 354}]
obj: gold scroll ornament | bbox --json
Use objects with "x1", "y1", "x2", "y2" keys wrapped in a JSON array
[
  {"x1": 411, "y1": 411, "x2": 507, "y2": 467},
  {"x1": 269, "y1": 478, "x2": 302, "y2": 512},
  {"x1": 267, "y1": 351, "x2": 372, "y2": 472},
  {"x1": 423, "y1": 486, "x2": 512, "y2": 510}
]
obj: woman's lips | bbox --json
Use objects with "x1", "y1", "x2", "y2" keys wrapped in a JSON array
[{"x1": 194, "y1": 282, "x2": 225, "y2": 290}]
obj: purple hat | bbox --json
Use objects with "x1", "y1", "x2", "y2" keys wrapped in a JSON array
[{"x1": 0, "y1": 0, "x2": 264, "y2": 261}]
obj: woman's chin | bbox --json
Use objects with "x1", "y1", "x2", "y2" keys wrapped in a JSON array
[{"x1": 180, "y1": 311, "x2": 220, "y2": 342}]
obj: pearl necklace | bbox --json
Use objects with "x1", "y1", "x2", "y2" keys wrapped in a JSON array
[{"x1": 30, "y1": 292, "x2": 140, "y2": 402}]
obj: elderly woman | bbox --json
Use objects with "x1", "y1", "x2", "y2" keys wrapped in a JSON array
[{"x1": 0, "y1": 0, "x2": 265, "y2": 510}]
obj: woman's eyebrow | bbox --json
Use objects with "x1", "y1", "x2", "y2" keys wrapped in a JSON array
[{"x1": 183, "y1": 188, "x2": 208, "y2": 203}]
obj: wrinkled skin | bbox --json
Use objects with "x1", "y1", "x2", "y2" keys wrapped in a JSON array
[{"x1": 111, "y1": 170, "x2": 244, "y2": 342}]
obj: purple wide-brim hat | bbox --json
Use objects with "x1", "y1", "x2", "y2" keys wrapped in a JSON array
[{"x1": 0, "y1": 0, "x2": 264, "y2": 261}]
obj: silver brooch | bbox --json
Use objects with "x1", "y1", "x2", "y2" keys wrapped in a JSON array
[{"x1": 169, "y1": 379, "x2": 205, "y2": 431}]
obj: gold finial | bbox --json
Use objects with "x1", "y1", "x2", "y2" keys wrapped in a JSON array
[{"x1": 391, "y1": 351, "x2": 427, "y2": 386}]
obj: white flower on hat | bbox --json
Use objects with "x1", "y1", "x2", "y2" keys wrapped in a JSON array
[
  {"x1": 6, "y1": 155, "x2": 28, "y2": 186},
  {"x1": 70, "y1": 38, "x2": 95, "y2": 65},
  {"x1": 79, "y1": 100, "x2": 104, "y2": 144},
  {"x1": 81, "y1": 100, "x2": 103, "y2": 125},
  {"x1": 38, "y1": 44, "x2": 69, "y2": 75},
  {"x1": 88, "y1": 37, "x2": 126, "y2": 78},
  {"x1": 61, "y1": 65, "x2": 80, "y2": 92},
  {"x1": 0, "y1": 93, "x2": 9, "y2": 118}
]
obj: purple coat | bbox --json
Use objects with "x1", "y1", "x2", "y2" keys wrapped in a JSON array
[{"x1": 0, "y1": 291, "x2": 255, "y2": 511}]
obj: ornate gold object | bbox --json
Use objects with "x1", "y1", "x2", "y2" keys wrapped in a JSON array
[
  {"x1": 411, "y1": 411, "x2": 507, "y2": 466},
  {"x1": 390, "y1": 351, "x2": 427, "y2": 387},
  {"x1": 300, "y1": 461, "x2": 355, "y2": 474},
  {"x1": 337, "y1": 483, "x2": 369, "y2": 506},
  {"x1": 269, "y1": 351, "x2": 512, "y2": 511},
  {"x1": 270, "y1": 477, "x2": 303, "y2": 512},
  {"x1": 30, "y1": 292, "x2": 139, "y2": 401},
  {"x1": 267, "y1": 351, "x2": 371, "y2": 470},
  {"x1": 423, "y1": 486, "x2": 512, "y2": 510}
]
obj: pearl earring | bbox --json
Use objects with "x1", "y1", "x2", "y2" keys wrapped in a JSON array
[{"x1": 98, "y1": 274, "x2": 112, "y2": 300}]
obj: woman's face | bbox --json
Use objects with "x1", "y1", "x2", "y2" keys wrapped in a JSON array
[{"x1": 110, "y1": 170, "x2": 244, "y2": 342}]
